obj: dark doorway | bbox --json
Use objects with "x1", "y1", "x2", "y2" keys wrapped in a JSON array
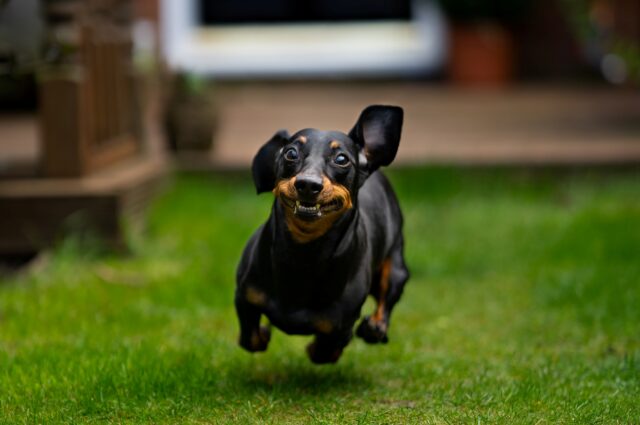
[{"x1": 200, "y1": 0, "x2": 412, "y2": 25}]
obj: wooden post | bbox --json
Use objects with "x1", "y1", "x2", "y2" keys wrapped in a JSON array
[
  {"x1": 38, "y1": 0, "x2": 141, "y2": 178},
  {"x1": 39, "y1": 69, "x2": 88, "y2": 177}
]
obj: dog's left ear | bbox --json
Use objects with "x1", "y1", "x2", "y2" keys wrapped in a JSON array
[
  {"x1": 252, "y1": 130, "x2": 289, "y2": 194},
  {"x1": 349, "y1": 105, "x2": 403, "y2": 172}
]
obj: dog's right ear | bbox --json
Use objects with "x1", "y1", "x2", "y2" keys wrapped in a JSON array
[{"x1": 252, "y1": 130, "x2": 290, "y2": 194}]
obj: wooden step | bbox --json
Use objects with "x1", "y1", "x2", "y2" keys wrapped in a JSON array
[{"x1": 0, "y1": 155, "x2": 170, "y2": 255}]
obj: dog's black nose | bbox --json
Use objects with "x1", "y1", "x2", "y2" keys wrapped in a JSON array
[{"x1": 295, "y1": 175, "x2": 323, "y2": 198}]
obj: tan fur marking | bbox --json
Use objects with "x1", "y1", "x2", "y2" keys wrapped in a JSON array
[
  {"x1": 250, "y1": 331, "x2": 261, "y2": 349},
  {"x1": 372, "y1": 258, "x2": 392, "y2": 325},
  {"x1": 330, "y1": 140, "x2": 340, "y2": 149},
  {"x1": 273, "y1": 175, "x2": 353, "y2": 244},
  {"x1": 298, "y1": 136, "x2": 307, "y2": 144},
  {"x1": 314, "y1": 318, "x2": 333, "y2": 334},
  {"x1": 273, "y1": 176, "x2": 296, "y2": 200},
  {"x1": 245, "y1": 287, "x2": 266, "y2": 306}
]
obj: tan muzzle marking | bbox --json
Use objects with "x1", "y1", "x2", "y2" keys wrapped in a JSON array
[{"x1": 273, "y1": 175, "x2": 352, "y2": 243}]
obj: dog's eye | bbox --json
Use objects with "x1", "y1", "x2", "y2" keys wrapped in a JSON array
[
  {"x1": 283, "y1": 148, "x2": 299, "y2": 162},
  {"x1": 334, "y1": 153, "x2": 350, "y2": 167}
]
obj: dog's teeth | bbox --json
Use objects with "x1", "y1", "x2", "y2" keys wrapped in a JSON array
[{"x1": 294, "y1": 201, "x2": 326, "y2": 215}]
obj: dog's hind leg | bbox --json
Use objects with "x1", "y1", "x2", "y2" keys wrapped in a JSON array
[
  {"x1": 356, "y1": 239, "x2": 409, "y2": 344},
  {"x1": 384, "y1": 241, "x2": 410, "y2": 324},
  {"x1": 307, "y1": 330, "x2": 353, "y2": 364}
]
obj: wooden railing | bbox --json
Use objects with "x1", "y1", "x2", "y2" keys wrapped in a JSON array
[{"x1": 39, "y1": 0, "x2": 141, "y2": 177}]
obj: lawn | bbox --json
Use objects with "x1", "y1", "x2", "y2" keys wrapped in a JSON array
[{"x1": 1, "y1": 167, "x2": 639, "y2": 424}]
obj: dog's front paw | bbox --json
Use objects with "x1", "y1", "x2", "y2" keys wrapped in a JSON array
[
  {"x1": 306, "y1": 341, "x2": 343, "y2": 364},
  {"x1": 239, "y1": 326, "x2": 271, "y2": 352},
  {"x1": 356, "y1": 316, "x2": 389, "y2": 344}
]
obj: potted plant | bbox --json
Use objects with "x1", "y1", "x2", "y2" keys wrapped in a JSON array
[
  {"x1": 164, "y1": 73, "x2": 217, "y2": 152},
  {"x1": 440, "y1": 0, "x2": 532, "y2": 86}
]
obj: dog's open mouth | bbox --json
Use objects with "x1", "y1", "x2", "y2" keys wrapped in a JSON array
[{"x1": 280, "y1": 196, "x2": 343, "y2": 219}]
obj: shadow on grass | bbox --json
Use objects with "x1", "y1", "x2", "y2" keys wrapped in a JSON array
[
  {"x1": 227, "y1": 358, "x2": 372, "y2": 397},
  {"x1": 71, "y1": 344, "x2": 372, "y2": 416}
]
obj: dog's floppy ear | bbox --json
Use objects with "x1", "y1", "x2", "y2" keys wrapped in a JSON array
[
  {"x1": 252, "y1": 130, "x2": 289, "y2": 194},
  {"x1": 349, "y1": 105, "x2": 403, "y2": 171}
]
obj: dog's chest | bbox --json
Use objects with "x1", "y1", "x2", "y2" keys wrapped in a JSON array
[
  {"x1": 259, "y1": 264, "x2": 354, "y2": 334},
  {"x1": 272, "y1": 268, "x2": 345, "y2": 307}
]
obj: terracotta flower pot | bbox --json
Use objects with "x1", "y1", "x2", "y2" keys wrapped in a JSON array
[{"x1": 449, "y1": 22, "x2": 515, "y2": 86}]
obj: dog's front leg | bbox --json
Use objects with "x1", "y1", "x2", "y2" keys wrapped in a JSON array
[
  {"x1": 306, "y1": 330, "x2": 352, "y2": 364},
  {"x1": 235, "y1": 290, "x2": 271, "y2": 352}
]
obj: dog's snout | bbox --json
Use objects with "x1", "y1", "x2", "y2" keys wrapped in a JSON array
[{"x1": 295, "y1": 175, "x2": 323, "y2": 198}]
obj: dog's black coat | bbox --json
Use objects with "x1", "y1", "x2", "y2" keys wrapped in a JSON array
[{"x1": 235, "y1": 105, "x2": 409, "y2": 364}]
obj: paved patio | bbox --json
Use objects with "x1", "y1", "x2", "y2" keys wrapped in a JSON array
[
  {"x1": 2, "y1": 83, "x2": 640, "y2": 175},
  {"x1": 177, "y1": 82, "x2": 640, "y2": 169}
]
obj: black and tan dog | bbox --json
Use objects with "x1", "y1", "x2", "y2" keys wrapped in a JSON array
[{"x1": 235, "y1": 105, "x2": 409, "y2": 364}]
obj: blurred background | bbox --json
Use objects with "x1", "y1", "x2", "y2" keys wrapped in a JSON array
[
  {"x1": 0, "y1": 0, "x2": 639, "y2": 259},
  {"x1": 2, "y1": 4, "x2": 640, "y2": 421}
]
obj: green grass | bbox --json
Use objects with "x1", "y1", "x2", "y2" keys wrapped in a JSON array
[{"x1": 1, "y1": 167, "x2": 639, "y2": 424}]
